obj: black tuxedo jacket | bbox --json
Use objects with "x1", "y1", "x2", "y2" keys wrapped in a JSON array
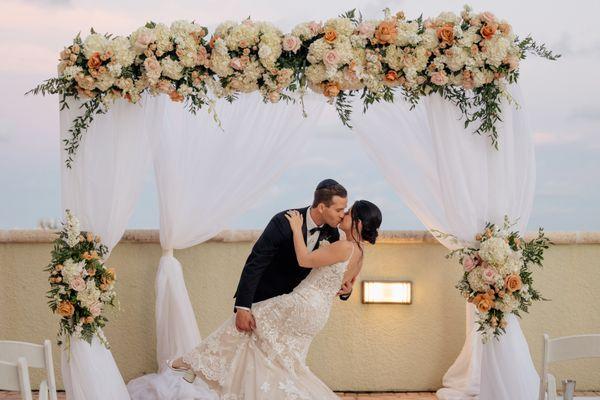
[{"x1": 234, "y1": 207, "x2": 344, "y2": 309}]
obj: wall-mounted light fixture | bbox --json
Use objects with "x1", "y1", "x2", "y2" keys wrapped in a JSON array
[{"x1": 362, "y1": 281, "x2": 412, "y2": 304}]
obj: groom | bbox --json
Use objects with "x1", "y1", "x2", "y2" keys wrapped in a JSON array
[{"x1": 234, "y1": 179, "x2": 353, "y2": 332}]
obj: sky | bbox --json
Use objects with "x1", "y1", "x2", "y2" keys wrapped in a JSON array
[{"x1": 0, "y1": 0, "x2": 599, "y2": 231}]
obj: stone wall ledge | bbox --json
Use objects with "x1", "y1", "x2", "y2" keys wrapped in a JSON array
[{"x1": 1, "y1": 229, "x2": 599, "y2": 244}]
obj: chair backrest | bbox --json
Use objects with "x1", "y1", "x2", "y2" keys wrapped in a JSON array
[
  {"x1": 0, "y1": 340, "x2": 57, "y2": 400},
  {"x1": 539, "y1": 333, "x2": 600, "y2": 400},
  {"x1": 0, "y1": 358, "x2": 33, "y2": 400},
  {"x1": 546, "y1": 333, "x2": 600, "y2": 363}
]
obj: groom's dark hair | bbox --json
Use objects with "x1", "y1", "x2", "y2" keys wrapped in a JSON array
[{"x1": 312, "y1": 179, "x2": 347, "y2": 207}]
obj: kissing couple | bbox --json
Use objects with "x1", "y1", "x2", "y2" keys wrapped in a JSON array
[{"x1": 168, "y1": 179, "x2": 382, "y2": 399}]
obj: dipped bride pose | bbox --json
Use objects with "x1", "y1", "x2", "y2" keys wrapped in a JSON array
[{"x1": 169, "y1": 198, "x2": 382, "y2": 399}]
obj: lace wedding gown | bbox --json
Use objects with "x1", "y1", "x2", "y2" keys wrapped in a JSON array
[{"x1": 182, "y1": 247, "x2": 354, "y2": 400}]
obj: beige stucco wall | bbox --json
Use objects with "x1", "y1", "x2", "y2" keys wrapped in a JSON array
[{"x1": 1, "y1": 230, "x2": 599, "y2": 391}]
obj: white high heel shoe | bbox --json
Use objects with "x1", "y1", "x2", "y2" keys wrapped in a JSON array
[{"x1": 165, "y1": 359, "x2": 196, "y2": 383}]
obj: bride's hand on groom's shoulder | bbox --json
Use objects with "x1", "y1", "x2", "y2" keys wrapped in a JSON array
[{"x1": 285, "y1": 210, "x2": 303, "y2": 232}]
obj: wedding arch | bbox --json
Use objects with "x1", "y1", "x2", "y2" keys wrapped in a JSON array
[{"x1": 34, "y1": 6, "x2": 558, "y2": 400}]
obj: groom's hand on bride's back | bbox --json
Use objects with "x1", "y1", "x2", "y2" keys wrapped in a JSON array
[{"x1": 235, "y1": 309, "x2": 256, "y2": 332}]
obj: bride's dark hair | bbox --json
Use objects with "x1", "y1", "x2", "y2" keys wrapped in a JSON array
[{"x1": 349, "y1": 200, "x2": 382, "y2": 246}]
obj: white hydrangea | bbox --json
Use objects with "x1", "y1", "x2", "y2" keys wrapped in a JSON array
[
  {"x1": 497, "y1": 293, "x2": 520, "y2": 313},
  {"x1": 420, "y1": 28, "x2": 439, "y2": 51},
  {"x1": 109, "y1": 36, "x2": 135, "y2": 67},
  {"x1": 62, "y1": 65, "x2": 83, "y2": 80},
  {"x1": 160, "y1": 57, "x2": 183, "y2": 80},
  {"x1": 446, "y1": 46, "x2": 469, "y2": 72},
  {"x1": 479, "y1": 237, "x2": 512, "y2": 266},
  {"x1": 291, "y1": 21, "x2": 321, "y2": 41},
  {"x1": 396, "y1": 21, "x2": 421, "y2": 46},
  {"x1": 467, "y1": 266, "x2": 490, "y2": 293},
  {"x1": 83, "y1": 34, "x2": 109, "y2": 58},
  {"x1": 483, "y1": 36, "x2": 511, "y2": 68},
  {"x1": 170, "y1": 20, "x2": 202, "y2": 38},
  {"x1": 77, "y1": 280, "x2": 101, "y2": 308},
  {"x1": 435, "y1": 11, "x2": 461, "y2": 25},
  {"x1": 324, "y1": 17, "x2": 354, "y2": 36},
  {"x1": 107, "y1": 63, "x2": 123, "y2": 78},
  {"x1": 458, "y1": 26, "x2": 481, "y2": 47},
  {"x1": 62, "y1": 258, "x2": 85, "y2": 284},
  {"x1": 307, "y1": 39, "x2": 330, "y2": 64},
  {"x1": 95, "y1": 72, "x2": 115, "y2": 91},
  {"x1": 210, "y1": 38, "x2": 233, "y2": 77},
  {"x1": 154, "y1": 23, "x2": 173, "y2": 53}
]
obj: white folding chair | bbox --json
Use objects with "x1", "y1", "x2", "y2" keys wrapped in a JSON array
[
  {"x1": 0, "y1": 358, "x2": 33, "y2": 400},
  {"x1": 0, "y1": 340, "x2": 57, "y2": 400},
  {"x1": 539, "y1": 333, "x2": 600, "y2": 400}
]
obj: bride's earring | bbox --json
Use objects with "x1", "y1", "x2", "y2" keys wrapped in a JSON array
[{"x1": 166, "y1": 359, "x2": 196, "y2": 383}]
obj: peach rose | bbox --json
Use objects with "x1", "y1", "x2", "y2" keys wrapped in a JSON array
[
  {"x1": 94, "y1": 235, "x2": 101, "y2": 243},
  {"x1": 268, "y1": 91, "x2": 281, "y2": 103},
  {"x1": 282, "y1": 35, "x2": 302, "y2": 53},
  {"x1": 87, "y1": 267, "x2": 96, "y2": 277},
  {"x1": 385, "y1": 70, "x2": 398, "y2": 82},
  {"x1": 430, "y1": 71, "x2": 448, "y2": 86},
  {"x1": 55, "y1": 264, "x2": 63, "y2": 272},
  {"x1": 87, "y1": 52, "x2": 102, "y2": 69},
  {"x1": 72, "y1": 44, "x2": 81, "y2": 54},
  {"x1": 436, "y1": 25, "x2": 455, "y2": 45},
  {"x1": 57, "y1": 301, "x2": 75, "y2": 317},
  {"x1": 480, "y1": 23, "x2": 498, "y2": 40},
  {"x1": 324, "y1": 29, "x2": 337, "y2": 43},
  {"x1": 157, "y1": 80, "x2": 173, "y2": 93},
  {"x1": 499, "y1": 22, "x2": 512, "y2": 36},
  {"x1": 375, "y1": 20, "x2": 397, "y2": 44},
  {"x1": 322, "y1": 81, "x2": 340, "y2": 98},
  {"x1": 84, "y1": 316, "x2": 95, "y2": 324},
  {"x1": 473, "y1": 293, "x2": 494, "y2": 313},
  {"x1": 500, "y1": 318, "x2": 508, "y2": 329},
  {"x1": 504, "y1": 274, "x2": 522, "y2": 293},
  {"x1": 504, "y1": 55, "x2": 519, "y2": 71}
]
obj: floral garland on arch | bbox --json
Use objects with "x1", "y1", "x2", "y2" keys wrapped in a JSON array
[
  {"x1": 28, "y1": 5, "x2": 559, "y2": 168},
  {"x1": 435, "y1": 217, "x2": 551, "y2": 341},
  {"x1": 45, "y1": 210, "x2": 118, "y2": 349}
]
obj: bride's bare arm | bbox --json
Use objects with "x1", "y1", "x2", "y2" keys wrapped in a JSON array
[{"x1": 285, "y1": 210, "x2": 352, "y2": 268}]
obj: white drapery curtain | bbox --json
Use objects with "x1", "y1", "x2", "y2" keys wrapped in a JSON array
[
  {"x1": 353, "y1": 86, "x2": 539, "y2": 400},
  {"x1": 60, "y1": 98, "x2": 152, "y2": 400},
  {"x1": 126, "y1": 93, "x2": 324, "y2": 399}
]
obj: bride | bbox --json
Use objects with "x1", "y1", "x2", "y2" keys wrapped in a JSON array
[{"x1": 169, "y1": 200, "x2": 382, "y2": 399}]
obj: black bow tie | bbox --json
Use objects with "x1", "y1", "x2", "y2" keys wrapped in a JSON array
[{"x1": 309, "y1": 226, "x2": 324, "y2": 235}]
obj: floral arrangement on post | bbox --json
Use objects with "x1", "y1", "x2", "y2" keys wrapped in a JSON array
[
  {"x1": 28, "y1": 6, "x2": 559, "y2": 167},
  {"x1": 45, "y1": 210, "x2": 118, "y2": 348},
  {"x1": 436, "y1": 217, "x2": 551, "y2": 341}
]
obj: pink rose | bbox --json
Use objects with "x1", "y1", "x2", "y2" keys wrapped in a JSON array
[
  {"x1": 462, "y1": 256, "x2": 476, "y2": 272},
  {"x1": 197, "y1": 46, "x2": 209, "y2": 65},
  {"x1": 89, "y1": 301, "x2": 103, "y2": 317},
  {"x1": 143, "y1": 57, "x2": 162, "y2": 80},
  {"x1": 357, "y1": 22, "x2": 375, "y2": 37},
  {"x1": 70, "y1": 276, "x2": 86, "y2": 292},
  {"x1": 482, "y1": 267, "x2": 497, "y2": 284},
  {"x1": 308, "y1": 21, "x2": 322, "y2": 35},
  {"x1": 481, "y1": 12, "x2": 496, "y2": 24},
  {"x1": 135, "y1": 31, "x2": 155, "y2": 51},
  {"x1": 229, "y1": 57, "x2": 244, "y2": 71},
  {"x1": 430, "y1": 71, "x2": 448, "y2": 86},
  {"x1": 282, "y1": 35, "x2": 302, "y2": 53},
  {"x1": 323, "y1": 49, "x2": 340, "y2": 67}
]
